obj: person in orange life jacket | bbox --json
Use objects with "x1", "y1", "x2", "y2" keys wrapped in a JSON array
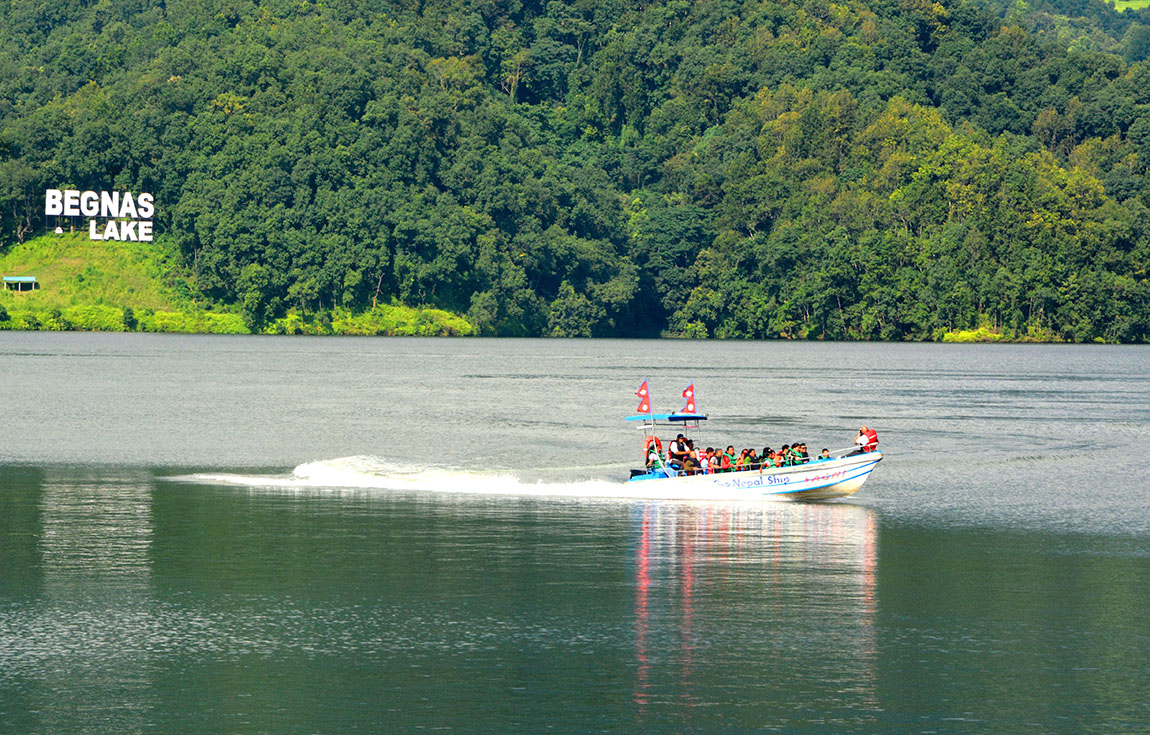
[
  {"x1": 643, "y1": 435, "x2": 663, "y2": 467},
  {"x1": 850, "y1": 426, "x2": 879, "y2": 455},
  {"x1": 857, "y1": 426, "x2": 878, "y2": 453}
]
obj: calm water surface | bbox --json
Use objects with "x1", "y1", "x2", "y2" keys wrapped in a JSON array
[{"x1": 1, "y1": 333, "x2": 1148, "y2": 734}]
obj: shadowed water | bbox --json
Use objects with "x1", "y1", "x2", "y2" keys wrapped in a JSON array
[{"x1": 1, "y1": 334, "x2": 1148, "y2": 733}]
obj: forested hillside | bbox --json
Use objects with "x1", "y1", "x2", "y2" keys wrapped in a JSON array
[{"x1": 2, "y1": 0, "x2": 1149, "y2": 340}]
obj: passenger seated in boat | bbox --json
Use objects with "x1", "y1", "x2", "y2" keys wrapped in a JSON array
[
  {"x1": 797, "y1": 443, "x2": 810, "y2": 464},
  {"x1": 722, "y1": 446, "x2": 735, "y2": 472},
  {"x1": 734, "y1": 449, "x2": 748, "y2": 471},
  {"x1": 747, "y1": 448, "x2": 760, "y2": 470},
  {"x1": 643, "y1": 435, "x2": 663, "y2": 467},
  {"x1": 779, "y1": 444, "x2": 791, "y2": 466},
  {"x1": 682, "y1": 439, "x2": 700, "y2": 474},
  {"x1": 646, "y1": 445, "x2": 661, "y2": 468},
  {"x1": 720, "y1": 446, "x2": 734, "y2": 472},
  {"x1": 699, "y1": 447, "x2": 714, "y2": 474},
  {"x1": 819, "y1": 448, "x2": 831, "y2": 461}
]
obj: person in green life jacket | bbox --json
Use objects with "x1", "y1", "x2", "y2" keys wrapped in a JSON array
[
  {"x1": 646, "y1": 446, "x2": 661, "y2": 469},
  {"x1": 722, "y1": 445, "x2": 736, "y2": 473},
  {"x1": 747, "y1": 448, "x2": 761, "y2": 470},
  {"x1": 737, "y1": 449, "x2": 749, "y2": 471},
  {"x1": 779, "y1": 444, "x2": 791, "y2": 466},
  {"x1": 791, "y1": 444, "x2": 805, "y2": 465}
]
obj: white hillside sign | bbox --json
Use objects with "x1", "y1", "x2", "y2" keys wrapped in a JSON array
[{"x1": 45, "y1": 189, "x2": 155, "y2": 242}]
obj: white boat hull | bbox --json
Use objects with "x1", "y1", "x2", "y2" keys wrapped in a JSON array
[{"x1": 625, "y1": 452, "x2": 883, "y2": 501}]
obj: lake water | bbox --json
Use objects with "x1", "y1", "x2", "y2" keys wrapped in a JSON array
[{"x1": 1, "y1": 333, "x2": 1148, "y2": 733}]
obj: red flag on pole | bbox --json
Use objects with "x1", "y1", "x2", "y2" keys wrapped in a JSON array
[
  {"x1": 681, "y1": 383, "x2": 696, "y2": 414},
  {"x1": 636, "y1": 380, "x2": 651, "y2": 414}
]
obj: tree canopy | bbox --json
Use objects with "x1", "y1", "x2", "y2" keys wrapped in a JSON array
[{"x1": 1, "y1": 0, "x2": 1148, "y2": 340}]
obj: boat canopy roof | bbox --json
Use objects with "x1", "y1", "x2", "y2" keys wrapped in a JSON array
[{"x1": 625, "y1": 413, "x2": 708, "y2": 423}]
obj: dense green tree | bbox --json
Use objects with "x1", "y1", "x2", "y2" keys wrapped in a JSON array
[{"x1": 0, "y1": 0, "x2": 1147, "y2": 340}]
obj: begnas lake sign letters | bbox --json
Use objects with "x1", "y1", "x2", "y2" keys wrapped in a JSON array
[{"x1": 45, "y1": 189, "x2": 155, "y2": 242}]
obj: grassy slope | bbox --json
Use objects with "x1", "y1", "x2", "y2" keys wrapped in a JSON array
[
  {"x1": 0, "y1": 233, "x2": 473, "y2": 335},
  {"x1": 0, "y1": 232, "x2": 188, "y2": 310},
  {"x1": 1114, "y1": 0, "x2": 1150, "y2": 10},
  {"x1": 0, "y1": 233, "x2": 234, "y2": 332}
]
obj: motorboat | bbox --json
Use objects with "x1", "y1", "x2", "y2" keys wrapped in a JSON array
[{"x1": 626, "y1": 382, "x2": 881, "y2": 501}]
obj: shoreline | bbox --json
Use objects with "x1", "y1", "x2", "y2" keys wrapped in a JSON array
[
  {"x1": 0, "y1": 303, "x2": 473, "y2": 337},
  {"x1": 0, "y1": 318, "x2": 1127, "y2": 343}
]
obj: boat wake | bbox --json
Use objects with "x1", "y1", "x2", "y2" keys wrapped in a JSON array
[{"x1": 177, "y1": 455, "x2": 627, "y2": 498}]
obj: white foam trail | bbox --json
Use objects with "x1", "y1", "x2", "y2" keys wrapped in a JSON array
[{"x1": 182, "y1": 455, "x2": 627, "y2": 498}]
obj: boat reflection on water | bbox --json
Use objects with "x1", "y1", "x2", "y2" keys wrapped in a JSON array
[{"x1": 630, "y1": 501, "x2": 879, "y2": 726}]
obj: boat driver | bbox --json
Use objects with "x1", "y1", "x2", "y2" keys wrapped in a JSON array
[{"x1": 667, "y1": 434, "x2": 689, "y2": 469}]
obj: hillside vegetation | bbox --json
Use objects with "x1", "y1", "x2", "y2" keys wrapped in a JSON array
[
  {"x1": 0, "y1": 233, "x2": 232, "y2": 332},
  {"x1": 1, "y1": 0, "x2": 1148, "y2": 340},
  {"x1": 0, "y1": 234, "x2": 471, "y2": 335}
]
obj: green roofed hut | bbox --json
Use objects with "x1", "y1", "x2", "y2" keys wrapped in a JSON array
[{"x1": 3, "y1": 276, "x2": 39, "y2": 291}]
